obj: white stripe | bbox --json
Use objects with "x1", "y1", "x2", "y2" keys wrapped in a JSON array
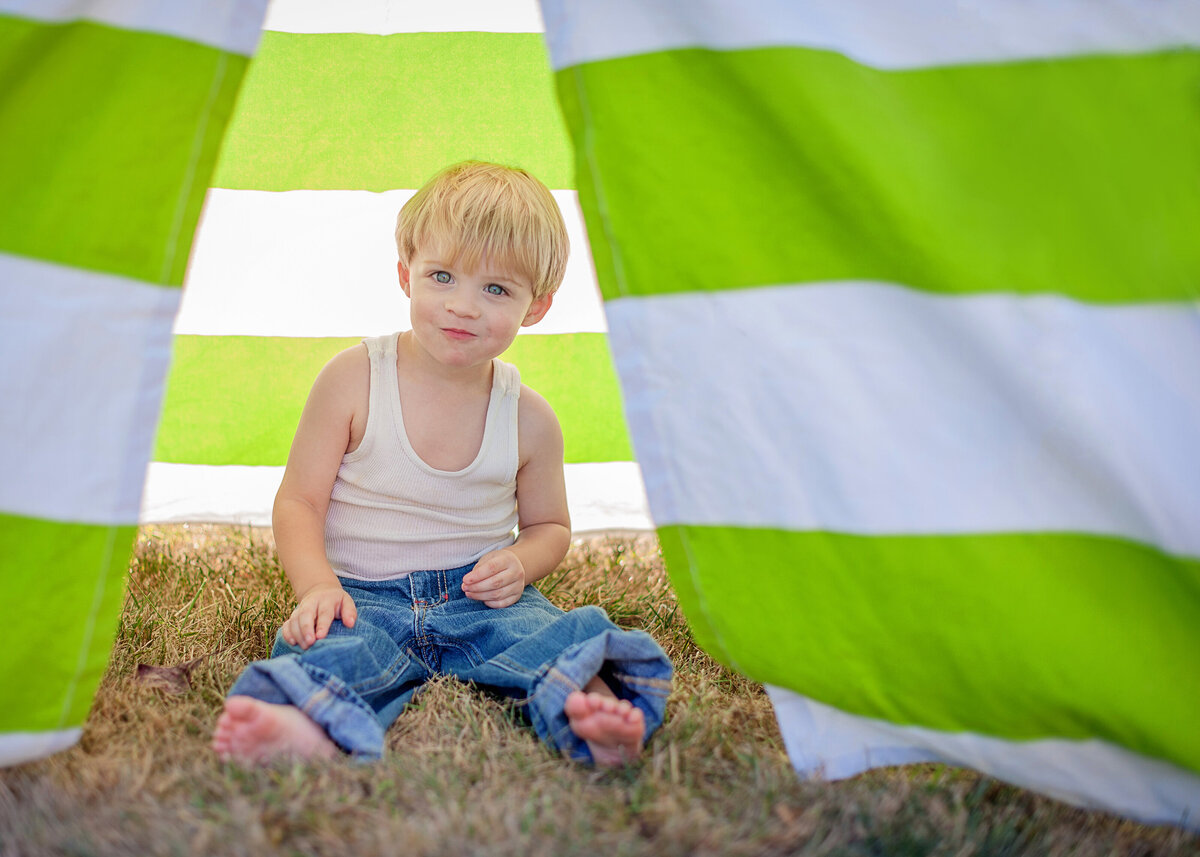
[
  {"x1": 606, "y1": 283, "x2": 1200, "y2": 558},
  {"x1": 765, "y1": 685, "x2": 1200, "y2": 831},
  {"x1": 140, "y1": 464, "x2": 283, "y2": 526},
  {"x1": 0, "y1": 254, "x2": 179, "y2": 525},
  {"x1": 142, "y1": 461, "x2": 653, "y2": 532},
  {"x1": 0, "y1": 729, "x2": 81, "y2": 768},
  {"x1": 264, "y1": 0, "x2": 543, "y2": 34},
  {"x1": 540, "y1": 0, "x2": 1200, "y2": 71},
  {"x1": 0, "y1": 0, "x2": 268, "y2": 55},
  {"x1": 564, "y1": 461, "x2": 652, "y2": 533},
  {"x1": 179, "y1": 189, "x2": 607, "y2": 337}
]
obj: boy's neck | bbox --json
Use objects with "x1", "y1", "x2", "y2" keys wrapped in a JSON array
[{"x1": 395, "y1": 330, "x2": 495, "y2": 394}]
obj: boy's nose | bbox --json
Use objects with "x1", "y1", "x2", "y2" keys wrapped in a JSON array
[{"x1": 445, "y1": 293, "x2": 480, "y2": 318}]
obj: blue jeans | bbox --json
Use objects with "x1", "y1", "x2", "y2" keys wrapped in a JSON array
[{"x1": 227, "y1": 564, "x2": 674, "y2": 761}]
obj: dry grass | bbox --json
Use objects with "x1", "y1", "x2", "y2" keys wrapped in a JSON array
[{"x1": 1, "y1": 526, "x2": 1195, "y2": 857}]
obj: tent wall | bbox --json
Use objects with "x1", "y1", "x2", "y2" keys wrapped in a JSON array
[
  {"x1": 141, "y1": 0, "x2": 652, "y2": 534},
  {"x1": 4, "y1": 0, "x2": 1198, "y2": 833},
  {"x1": 0, "y1": 0, "x2": 267, "y2": 766},
  {"x1": 540, "y1": 0, "x2": 1200, "y2": 829}
]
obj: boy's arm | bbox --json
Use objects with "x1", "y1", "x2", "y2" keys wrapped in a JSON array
[
  {"x1": 273, "y1": 345, "x2": 369, "y2": 646},
  {"x1": 462, "y1": 386, "x2": 571, "y2": 607}
]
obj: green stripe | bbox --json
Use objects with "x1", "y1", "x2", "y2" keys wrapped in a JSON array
[
  {"x1": 559, "y1": 47, "x2": 1200, "y2": 304},
  {"x1": 156, "y1": 334, "x2": 632, "y2": 466},
  {"x1": 659, "y1": 525, "x2": 1200, "y2": 774},
  {"x1": 212, "y1": 31, "x2": 574, "y2": 191},
  {"x1": 0, "y1": 16, "x2": 249, "y2": 285},
  {"x1": 0, "y1": 514, "x2": 134, "y2": 731},
  {"x1": 503, "y1": 333, "x2": 633, "y2": 463}
]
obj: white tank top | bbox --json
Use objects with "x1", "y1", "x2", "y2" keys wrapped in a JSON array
[{"x1": 324, "y1": 332, "x2": 520, "y2": 580}]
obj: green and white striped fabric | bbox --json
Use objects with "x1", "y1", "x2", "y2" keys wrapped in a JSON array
[
  {"x1": 0, "y1": 0, "x2": 266, "y2": 766},
  {"x1": 542, "y1": 0, "x2": 1200, "y2": 829},
  {"x1": 142, "y1": 0, "x2": 650, "y2": 534},
  {"x1": 9, "y1": 0, "x2": 1197, "y2": 830}
]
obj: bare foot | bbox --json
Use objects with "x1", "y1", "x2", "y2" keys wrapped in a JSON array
[
  {"x1": 211, "y1": 696, "x2": 338, "y2": 764},
  {"x1": 565, "y1": 690, "x2": 644, "y2": 767}
]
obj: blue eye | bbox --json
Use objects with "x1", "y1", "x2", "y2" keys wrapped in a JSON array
[
  {"x1": 434, "y1": 271, "x2": 451, "y2": 284},
  {"x1": 485, "y1": 284, "x2": 506, "y2": 296}
]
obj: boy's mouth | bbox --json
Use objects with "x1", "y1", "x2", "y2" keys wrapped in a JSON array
[{"x1": 442, "y1": 327, "x2": 475, "y2": 341}]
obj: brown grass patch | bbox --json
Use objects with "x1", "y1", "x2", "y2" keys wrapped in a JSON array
[{"x1": 1, "y1": 526, "x2": 1195, "y2": 856}]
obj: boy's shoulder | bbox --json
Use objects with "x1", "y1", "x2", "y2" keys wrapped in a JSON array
[
  {"x1": 517, "y1": 382, "x2": 562, "y2": 444},
  {"x1": 309, "y1": 342, "x2": 370, "y2": 408},
  {"x1": 323, "y1": 341, "x2": 371, "y2": 379}
]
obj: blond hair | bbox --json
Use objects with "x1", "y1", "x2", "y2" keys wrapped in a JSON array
[{"x1": 395, "y1": 161, "x2": 569, "y2": 300}]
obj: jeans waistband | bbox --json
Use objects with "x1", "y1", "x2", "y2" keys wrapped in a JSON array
[{"x1": 340, "y1": 563, "x2": 476, "y2": 605}]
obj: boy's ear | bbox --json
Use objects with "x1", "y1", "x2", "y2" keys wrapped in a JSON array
[
  {"x1": 397, "y1": 260, "x2": 411, "y2": 297},
  {"x1": 522, "y1": 293, "x2": 554, "y2": 327}
]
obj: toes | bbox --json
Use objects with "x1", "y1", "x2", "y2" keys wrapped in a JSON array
[
  {"x1": 567, "y1": 689, "x2": 644, "y2": 731},
  {"x1": 223, "y1": 696, "x2": 259, "y2": 726},
  {"x1": 564, "y1": 691, "x2": 592, "y2": 718},
  {"x1": 595, "y1": 693, "x2": 630, "y2": 714}
]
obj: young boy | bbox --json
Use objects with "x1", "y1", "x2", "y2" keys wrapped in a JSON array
[{"x1": 211, "y1": 161, "x2": 672, "y2": 766}]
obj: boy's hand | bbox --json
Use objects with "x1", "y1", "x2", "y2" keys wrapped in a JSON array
[
  {"x1": 282, "y1": 582, "x2": 358, "y2": 649},
  {"x1": 462, "y1": 550, "x2": 527, "y2": 608}
]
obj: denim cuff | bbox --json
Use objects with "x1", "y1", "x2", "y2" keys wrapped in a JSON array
[
  {"x1": 229, "y1": 654, "x2": 387, "y2": 760},
  {"x1": 526, "y1": 628, "x2": 673, "y2": 763}
]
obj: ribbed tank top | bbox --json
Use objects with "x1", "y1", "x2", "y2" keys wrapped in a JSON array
[{"x1": 324, "y1": 332, "x2": 521, "y2": 580}]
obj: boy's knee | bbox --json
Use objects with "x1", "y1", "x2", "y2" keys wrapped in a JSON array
[
  {"x1": 269, "y1": 618, "x2": 362, "y2": 657},
  {"x1": 575, "y1": 604, "x2": 609, "y2": 622},
  {"x1": 569, "y1": 604, "x2": 619, "y2": 636}
]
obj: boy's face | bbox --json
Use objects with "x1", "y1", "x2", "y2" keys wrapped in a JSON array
[{"x1": 398, "y1": 247, "x2": 552, "y2": 369}]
